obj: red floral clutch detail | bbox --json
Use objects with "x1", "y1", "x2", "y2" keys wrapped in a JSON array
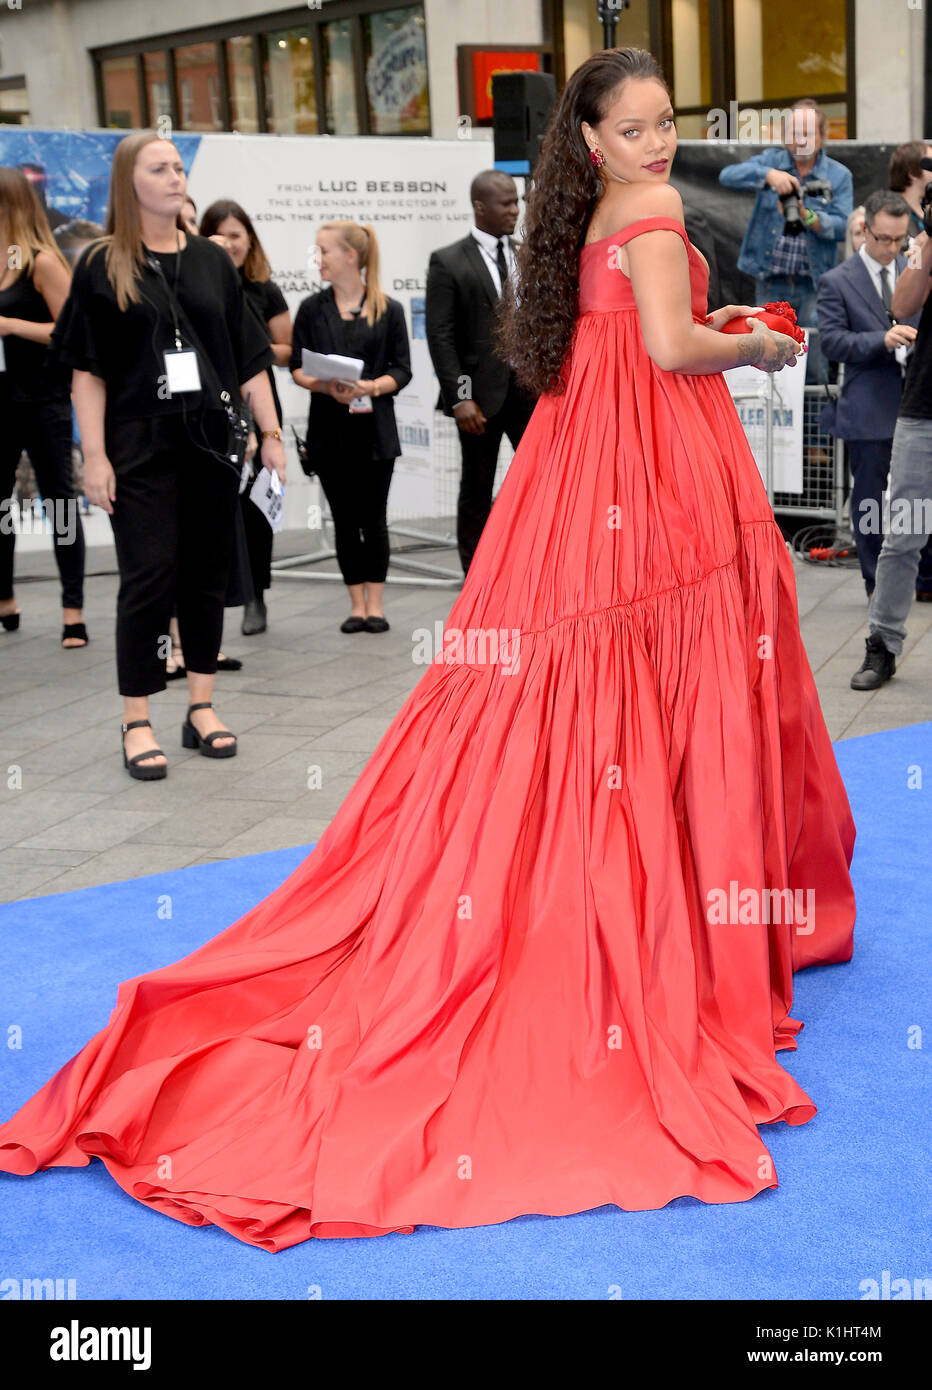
[{"x1": 719, "y1": 301, "x2": 808, "y2": 343}]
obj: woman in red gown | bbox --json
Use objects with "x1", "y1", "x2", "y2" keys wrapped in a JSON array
[{"x1": 0, "y1": 50, "x2": 855, "y2": 1251}]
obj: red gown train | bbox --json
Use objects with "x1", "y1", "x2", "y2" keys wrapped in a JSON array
[{"x1": 0, "y1": 216, "x2": 855, "y2": 1250}]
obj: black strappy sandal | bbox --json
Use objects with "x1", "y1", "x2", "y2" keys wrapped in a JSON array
[
  {"x1": 62, "y1": 622, "x2": 89, "y2": 648},
  {"x1": 181, "y1": 701, "x2": 237, "y2": 759},
  {"x1": 121, "y1": 719, "x2": 167, "y2": 781}
]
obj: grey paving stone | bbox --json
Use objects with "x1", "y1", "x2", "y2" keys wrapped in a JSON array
[
  {"x1": 302, "y1": 713, "x2": 399, "y2": 752},
  {"x1": 0, "y1": 861, "x2": 79, "y2": 900},
  {"x1": 0, "y1": 846, "x2": 98, "y2": 868},
  {"x1": 208, "y1": 817, "x2": 317, "y2": 858},
  {"x1": 17, "y1": 804, "x2": 173, "y2": 852},
  {"x1": 18, "y1": 843, "x2": 205, "y2": 899},
  {"x1": 124, "y1": 799, "x2": 274, "y2": 849},
  {"x1": 0, "y1": 789, "x2": 109, "y2": 842}
]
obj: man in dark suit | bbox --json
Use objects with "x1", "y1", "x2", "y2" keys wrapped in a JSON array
[
  {"x1": 426, "y1": 169, "x2": 537, "y2": 573},
  {"x1": 818, "y1": 189, "x2": 932, "y2": 602}
]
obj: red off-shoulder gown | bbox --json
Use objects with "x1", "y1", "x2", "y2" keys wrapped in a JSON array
[{"x1": 0, "y1": 216, "x2": 855, "y2": 1250}]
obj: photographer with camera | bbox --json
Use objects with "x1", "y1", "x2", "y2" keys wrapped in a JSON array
[
  {"x1": 719, "y1": 98, "x2": 853, "y2": 383},
  {"x1": 849, "y1": 162, "x2": 932, "y2": 690}
]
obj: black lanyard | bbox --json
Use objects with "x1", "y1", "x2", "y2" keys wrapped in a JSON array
[{"x1": 145, "y1": 228, "x2": 184, "y2": 350}]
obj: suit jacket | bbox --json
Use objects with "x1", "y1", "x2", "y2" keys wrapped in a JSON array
[
  {"x1": 425, "y1": 233, "x2": 532, "y2": 418},
  {"x1": 817, "y1": 252, "x2": 918, "y2": 440}
]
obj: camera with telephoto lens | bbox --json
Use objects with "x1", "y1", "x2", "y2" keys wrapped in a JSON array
[{"x1": 778, "y1": 178, "x2": 833, "y2": 236}]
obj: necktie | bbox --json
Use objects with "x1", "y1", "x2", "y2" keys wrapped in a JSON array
[
  {"x1": 496, "y1": 238, "x2": 509, "y2": 294},
  {"x1": 879, "y1": 266, "x2": 892, "y2": 311}
]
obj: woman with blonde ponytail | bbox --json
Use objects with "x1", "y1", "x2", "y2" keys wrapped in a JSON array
[{"x1": 292, "y1": 219, "x2": 410, "y2": 632}]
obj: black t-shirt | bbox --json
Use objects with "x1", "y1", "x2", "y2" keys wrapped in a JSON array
[
  {"x1": 242, "y1": 272, "x2": 289, "y2": 427},
  {"x1": 900, "y1": 278, "x2": 932, "y2": 419},
  {"x1": 51, "y1": 233, "x2": 273, "y2": 424},
  {"x1": 242, "y1": 274, "x2": 288, "y2": 327},
  {"x1": 0, "y1": 261, "x2": 70, "y2": 404}
]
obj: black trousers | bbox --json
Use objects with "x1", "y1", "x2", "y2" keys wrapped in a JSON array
[
  {"x1": 0, "y1": 396, "x2": 86, "y2": 609},
  {"x1": 457, "y1": 380, "x2": 536, "y2": 573},
  {"x1": 848, "y1": 438, "x2": 932, "y2": 594},
  {"x1": 107, "y1": 413, "x2": 240, "y2": 697},
  {"x1": 315, "y1": 416, "x2": 395, "y2": 586}
]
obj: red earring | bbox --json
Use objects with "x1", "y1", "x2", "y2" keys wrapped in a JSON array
[{"x1": 589, "y1": 147, "x2": 605, "y2": 168}]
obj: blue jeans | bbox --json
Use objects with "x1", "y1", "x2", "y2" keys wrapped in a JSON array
[
  {"x1": 868, "y1": 416, "x2": 932, "y2": 655},
  {"x1": 754, "y1": 273, "x2": 828, "y2": 385}
]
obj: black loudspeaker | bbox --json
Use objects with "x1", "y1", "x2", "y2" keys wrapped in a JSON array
[{"x1": 492, "y1": 71, "x2": 557, "y2": 171}]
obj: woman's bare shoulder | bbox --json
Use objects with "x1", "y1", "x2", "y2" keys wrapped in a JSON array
[{"x1": 590, "y1": 182, "x2": 686, "y2": 243}]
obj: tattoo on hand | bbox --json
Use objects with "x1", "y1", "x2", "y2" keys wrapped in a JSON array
[{"x1": 732, "y1": 329, "x2": 764, "y2": 367}]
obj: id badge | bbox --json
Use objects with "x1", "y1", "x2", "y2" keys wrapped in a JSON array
[
  {"x1": 348, "y1": 392, "x2": 373, "y2": 414},
  {"x1": 163, "y1": 348, "x2": 201, "y2": 394}
]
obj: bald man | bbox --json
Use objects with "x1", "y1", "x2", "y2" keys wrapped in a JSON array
[{"x1": 426, "y1": 169, "x2": 537, "y2": 573}]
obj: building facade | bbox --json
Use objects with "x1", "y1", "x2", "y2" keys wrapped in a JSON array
[{"x1": 0, "y1": 0, "x2": 925, "y2": 144}]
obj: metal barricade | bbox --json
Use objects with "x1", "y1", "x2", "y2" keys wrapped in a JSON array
[
  {"x1": 728, "y1": 376, "x2": 846, "y2": 527},
  {"x1": 771, "y1": 384, "x2": 846, "y2": 525}
]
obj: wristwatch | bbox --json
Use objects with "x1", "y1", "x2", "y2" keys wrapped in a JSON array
[{"x1": 260, "y1": 428, "x2": 283, "y2": 441}]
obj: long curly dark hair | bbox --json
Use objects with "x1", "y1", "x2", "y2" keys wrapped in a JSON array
[{"x1": 497, "y1": 48, "x2": 672, "y2": 397}]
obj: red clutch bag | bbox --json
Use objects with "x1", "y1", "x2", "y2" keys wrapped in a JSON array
[{"x1": 718, "y1": 300, "x2": 807, "y2": 344}]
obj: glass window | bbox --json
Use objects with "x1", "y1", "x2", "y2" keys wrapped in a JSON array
[
  {"x1": 670, "y1": 0, "x2": 712, "y2": 112},
  {"x1": 733, "y1": 0, "x2": 848, "y2": 137},
  {"x1": 363, "y1": 5, "x2": 429, "y2": 135},
  {"x1": 264, "y1": 28, "x2": 317, "y2": 134},
  {"x1": 143, "y1": 52, "x2": 172, "y2": 127},
  {"x1": 174, "y1": 42, "x2": 222, "y2": 131},
  {"x1": 322, "y1": 19, "x2": 359, "y2": 136},
  {"x1": 757, "y1": 0, "x2": 846, "y2": 102},
  {"x1": 226, "y1": 36, "x2": 259, "y2": 132},
  {"x1": 101, "y1": 55, "x2": 141, "y2": 130}
]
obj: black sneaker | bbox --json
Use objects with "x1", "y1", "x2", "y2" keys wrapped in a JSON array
[{"x1": 850, "y1": 634, "x2": 896, "y2": 690}]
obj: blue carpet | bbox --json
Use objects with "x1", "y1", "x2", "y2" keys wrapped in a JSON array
[{"x1": 1, "y1": 724, "x2": 929, "y2": 1301}]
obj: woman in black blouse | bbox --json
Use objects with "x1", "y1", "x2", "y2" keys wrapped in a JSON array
[
  {"x1": 291, "y1": 221, "x2": 411, "y2": 633},
  {"x1": 0, "y1": 167, "x2": 87, "y2": 646},
  {"x1": 200, "y1": 199, "x2": 292, "y2": 636},
  {"x1": 53, "y1": 132, "x2": 285, "y2": 780}
]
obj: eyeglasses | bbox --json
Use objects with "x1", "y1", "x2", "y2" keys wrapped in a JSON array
[{"x1": 866, "y1": 230, "x2": 910, "y2": 247}]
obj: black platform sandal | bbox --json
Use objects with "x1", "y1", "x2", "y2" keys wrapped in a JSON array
[
  {"x1": 62, "y1": 622, "x2": 89, "y2": 648},
  {"x1": 121, "y1": 719, "x2": 167, "y2": 781},
  {"x1": 181, "y1": 701, "x2": 237, "y2": 759},
  {"x1": 1, "y1": 611, "x2": 20, "y2": 632}
]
